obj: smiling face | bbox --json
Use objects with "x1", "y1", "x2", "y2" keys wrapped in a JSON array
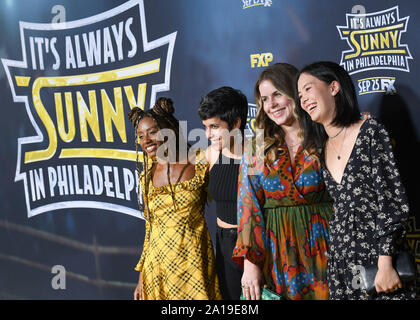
[
  {"x1": 202, "y1": 116, "x2": 240, "y2": 151},
  {"x1": 137, "y1": 116, "x2": 162, "y2": 158},
  {"x1": 258, "y1": 80, "x2": 296, "y2": 128},
  {"x1": 297, "y1": 72, "x2": 339, "y2": 125}
]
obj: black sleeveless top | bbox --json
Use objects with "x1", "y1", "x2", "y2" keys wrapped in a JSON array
[{"x1": 208, "y1": 152, "x2": 241, "y2": 225}]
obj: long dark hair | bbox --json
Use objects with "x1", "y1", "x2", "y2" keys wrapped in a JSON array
[{"x1": 295, "y1": 61, "x2": 361, "y2": 149}]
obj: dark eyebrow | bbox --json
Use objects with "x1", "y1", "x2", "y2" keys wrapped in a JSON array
[
  {"x1": 298, "y1": 82, "x2": 312, "y2": 95},
  {"x1": 138, "y1": 125, "x2": 159, "y2": 134}
]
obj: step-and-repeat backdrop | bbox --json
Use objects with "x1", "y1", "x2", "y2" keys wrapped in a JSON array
[{"x1": 0, "y1": 0, "x2": 418, "y2": 299}]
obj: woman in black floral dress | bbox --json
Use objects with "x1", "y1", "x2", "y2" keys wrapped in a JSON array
[{"x1": 296, "y1": 61, "x2": 416, "y2": 300}]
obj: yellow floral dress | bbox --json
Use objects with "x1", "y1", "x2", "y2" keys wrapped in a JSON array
[{"x1": 134, "y1": 152, "x2": 221, "y2": 300}]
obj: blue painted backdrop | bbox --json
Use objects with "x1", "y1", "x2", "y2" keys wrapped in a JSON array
[{"x1": 0, "y1": 0, "x2": 418, "y2": 299}]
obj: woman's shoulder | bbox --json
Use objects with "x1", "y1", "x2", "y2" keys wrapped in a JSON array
[
  {"x1": 190, "y1": 148, "x2": 209, "y2": 165},
  {"x1": 187, "y1": 148, "x2": 209, "y2": 178},
  {"x1": 355, "y1": 117, "x2": 394, "y2": 152},
  {"x1": 204, "y1": 144, "x2": 220, "y2": 168},
  {"x1": 360, "y1": 116, "x2": 388, "y2": 137},
  {"x1": 242, "y1": 136, "x2": 264, "y2": 162},
  {"x1": 171, "y1": 149, "x2": 209, "y2": 192},
  {"x1": 363, "y1": 116, "x2": 379, "y2": 127}
]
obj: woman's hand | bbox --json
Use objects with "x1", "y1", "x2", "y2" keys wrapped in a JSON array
[
  {"x1": 133, "y1": 272, "x2": 143, "y2": 300},
  {"x1": 361, "y1": 111, "x2": 371, "y2": 119},
  {"x1": 241, "y1": 258, "x2": 263, "y2": 300},
  {"x1": 375, "y1": 256, "x2": 402, "y2": 294}
]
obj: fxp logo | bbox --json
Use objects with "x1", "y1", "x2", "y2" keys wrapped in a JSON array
[{"x1": 250, "y1": 53, "x2": 273, "y2": 68}]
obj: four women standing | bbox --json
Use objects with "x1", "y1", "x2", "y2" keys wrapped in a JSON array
[{"x1": 130, "y1": 62, "x2": 416, "y2": 300}]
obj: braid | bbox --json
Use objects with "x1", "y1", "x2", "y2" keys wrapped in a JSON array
[
  {"x1": 128, "y1": 107, "x2": 145, "y2": 128},
  {"x1": 153, "y1": 97, "x2": 181, "y2": 143},
  {"x1": 133, "y1": 116, "x2": 151, "y2": 222},
  {"x1": 133, "y1": 115, "x2": 154, "y2": 248},
  {"x1": 166, "y1": 164, "x2": 178, "y2": 213}
]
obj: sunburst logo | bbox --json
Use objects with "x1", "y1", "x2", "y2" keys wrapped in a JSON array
[
  {"x1": 1, "y1": 0, "x2": 176, "y2": 219},
  {"x1": 337, "y1": 6, "x2": 412, "y2": 75},
  {"x1": 242, "y1": 0, "x2": 272, "y2": 10}
]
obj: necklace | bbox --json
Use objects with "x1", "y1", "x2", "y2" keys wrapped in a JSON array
[
  {"x1": 285, "y1": 139, "x2": 300, "y2": 148},
  {"x1": 286, "y1": 142, "x2": 300, "y2": 148},
  {"x1": 328, "y1": 126, "x2": 345, "y2": 139},
  {"x1": 328, "y1": 127, "x2": 347, "y2": 160}
]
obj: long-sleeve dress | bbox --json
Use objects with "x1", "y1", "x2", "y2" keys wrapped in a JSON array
[
  {"x1": 232, "y1": 142, "x2": 333, "y2": 300},
  {"x1": 134, "y1": 151, "x2": 221, "y2": 300},
  {"x1": 321, "y1": 117, "x2": 417, "y2": 300}
]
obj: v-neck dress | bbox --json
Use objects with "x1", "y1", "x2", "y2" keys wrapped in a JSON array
[
  {"x1": 322, "y1": 117, "x2": 416, "y2": 300},
  {"x1": 232, "y1": 142, "x2": 333, "y2": 300}
]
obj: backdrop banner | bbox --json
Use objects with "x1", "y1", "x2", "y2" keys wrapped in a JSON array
[{"x1": 0, "y1": 0, "x2": 418, "y2": 299}]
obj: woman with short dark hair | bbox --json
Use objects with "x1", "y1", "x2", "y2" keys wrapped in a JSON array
[{"x1": 198, "y1": 86, "x2": 248, "y2": 300}]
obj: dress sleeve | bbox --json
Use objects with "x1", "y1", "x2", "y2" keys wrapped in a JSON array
[
  {"x1": 232, "y1": 148, "x2": 267, "y2": 268},
  {"x1": 371, "y1": 121, "x2": 409, "y2": 256}
]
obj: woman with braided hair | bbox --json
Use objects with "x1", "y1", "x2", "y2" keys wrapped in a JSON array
[{"x1": 129, "y1": 97, "x2": 221, "y2": 300}]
